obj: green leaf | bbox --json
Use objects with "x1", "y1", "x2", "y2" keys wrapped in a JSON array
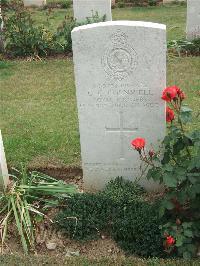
[
  {"x1": 187, "y1": 130, "x2": 200, "y2": 144},
  {"x1": 173, "y1": 138, "x2": 185, "y2": 155},
  {"x1": 164, "y1": 200, "x2": 174, "y2": 210},
  {"x1": 184, "y1": 230, "x2": 193, "y2": 238},
  {"x1": 175, "y1": 235, "x2": 184, "y2": 247},
  {"x1": 161, "y1": 150, "x2": 171, "y2": 164},
  {"x1": 159, "y1": 206, "x2": 165, "y2": 217},
  {"x1": 183, "y1": 251, "x2": 192, "y2": 259},
  {"x1": 163, "y1": 173, "x2": 177, "y2": 187},
  {"x1": 180, "y1": 106, "x2": 192, "y2": 124}
]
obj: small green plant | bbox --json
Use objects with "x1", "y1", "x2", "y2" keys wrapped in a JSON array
[
  {"x1": 168, "y1": 39, "x2": 200, "y2": 57},
  {"x1": 43, "y1": 0, "x2": 71, "y2": 9},
  {"x1": 56, "y1": 177, "x2": 165, "y2": 257},
  {"x1": 56, "y1": 16, "x2": 77, "y2": 53},
  {"x1": 56, "y1": 193, "x2": 112, "y2": 240},
  {"x1": 131, "y1": 86, "x2": 200, "y2": 258},
  {"x1": 59, "y1": 0, "x2": 71, "y2": 9},
  {"x1": 56, "y1": 12, "x2": 106, "y2": 53},
  {"x1": 118, "y1": 1, "x2": 125, "y2": 8},
  {"x1": 148, "y1": 0, "x2": 158, "y2": 6},
  {"x1": 112, "y1": 200, "x2": 166, "y2": 258},
  {"x1": 0, "y1": 167, "x2": 77, "y2": 253}
]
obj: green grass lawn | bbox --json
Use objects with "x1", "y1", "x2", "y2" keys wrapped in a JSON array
[
  {"x1": 0, "y1": 4, "x2": 200, "y2": 168},
  {"x1": 31, "y1": 4, "x2": 186, "y2": 41}
]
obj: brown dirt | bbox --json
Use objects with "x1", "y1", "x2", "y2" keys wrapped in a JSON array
[
  {"x1": 1, "y1": 166, "x2": 125, "y2": 258},
  {"x1": 1, "y1": 211, "x2": 125, "y2": 259}
]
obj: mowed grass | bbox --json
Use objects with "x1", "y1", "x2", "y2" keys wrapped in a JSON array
[
  {"x1": 0, "y1": 4, "x2": 199, "y2": 167},
  {"x1": 0, "y1": 59, "x2": 80, "y2": 167}
]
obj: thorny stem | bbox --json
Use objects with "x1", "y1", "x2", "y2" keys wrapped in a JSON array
[{"x1": 134, "y1": 162, "x2": 150, "y2": 184}]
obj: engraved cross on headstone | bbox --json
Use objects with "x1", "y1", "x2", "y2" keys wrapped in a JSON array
[{"x1": 105, "y1": 111, "x2": 138, "y2": 160}]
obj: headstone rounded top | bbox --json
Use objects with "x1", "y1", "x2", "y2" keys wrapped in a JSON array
[{"x1": 72, "y1": 21, "x2": 166, "y2": 33}]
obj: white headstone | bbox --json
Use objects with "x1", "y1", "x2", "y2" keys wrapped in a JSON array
[
  {"x1": 72, "y1": 21, "x2": 166, "y2": 191},
  {"x1": 0, "y1": 6, "x2": 4, "y2": 51},
  {"x1": 73, "y1": 0, "x2": 112, "y2": 22},
  {"x1": 23, "y1": 0, "x2": 46, "y2": 7},
  {"x1": 0, "y1": 131, "x2": 9, "y2": 191},
  {"x1": 186, "y1": 0, "x2": 200, "y2": 40},
  {"x1": 163, "y1": 0, "x2": 185, "y2": 3}
]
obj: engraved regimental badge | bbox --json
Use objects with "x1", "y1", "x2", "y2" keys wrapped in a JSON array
[{"x1": 102, "y1": 30, "x2": 138, "y2": 81}]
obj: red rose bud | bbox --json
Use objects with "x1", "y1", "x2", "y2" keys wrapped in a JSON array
[
  {"x1": 149, "y1": 149, "x2": 155, "y2": 158},
  {"x1": 166, "y1": 236, "x2": 175, "y2": 246},
  {"x1": 175, "y1": 86, "x2": 182, "y2": 95},
  {"x1": 166, "y1": 106, "x2": 175, "y2": 123},
  {"x1": 164, "y1": 232, "x2": 168, "y2": 237},
  {"x1": 162, "y1": 86, "x2": 178, "y2": 102},
  {"x1": 131, "y1": 138, "x2": 145, "y2": 151},
  {"x1": 179, "y1": 91, "x2": 186, "y2": 100}
]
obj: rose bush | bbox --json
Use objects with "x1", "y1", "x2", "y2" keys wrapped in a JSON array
[{"x1": 131, "y1": 86, "x2": 200, "y2": 259}]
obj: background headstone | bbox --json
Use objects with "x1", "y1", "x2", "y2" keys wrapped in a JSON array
[
  {"x1": 0, "y1": 6, "x2": 4, "y2": 51},
  {"x1": 23, "y1": 0, "x2": 46, "y2": 7},
  {"x1": 73, "y1": 0, "x2": 112, "y2": 22},
  {"x1": 163, "y1": 0, "x2": 186, "y2": 3},
  {"x1": 186, "y1": 0, "x2": 200, "y2": 40},
  {"x1": 0, "y1": 130, "x2": 9, "y2": 191},
  {"x1": 72, "y1": 21, "x2": 166, "y2": 191}
]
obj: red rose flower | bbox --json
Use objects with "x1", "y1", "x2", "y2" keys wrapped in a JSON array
[
  {"x1": 166, "y1": 236, "x2": 175, "y2": 246},
  {"x1": 166, "y1": 106, "x2": 175, "y2": 123},
  {"x1": 162, "y1": 86, "x2": 178, "y2": 102},
  {"x1": 131, "y1": 138, "x2": 145, "y2": 151}
]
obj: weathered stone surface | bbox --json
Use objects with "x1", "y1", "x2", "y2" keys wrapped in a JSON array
[
  {"x1": 72, "y1": 21, "x2": 166, "y2": 191},
  {"x1": 163, "y1": 0, "x2": 185, "y2": 3},
  {"x1": 0, "y1": 131, "x2": 9, "y2": 191},
  {"x1": 186, "y1": 0, "x2": 200, "y2": 40},
  {"x1": 23, "y1": 0, "x2": 46, "y2": 7},
  {"x1": 73, "y1": 0, "x2": 112, "y2": 22},
  {"x1": 0, "y1": 6, "x2": 4, "y2": 51}
]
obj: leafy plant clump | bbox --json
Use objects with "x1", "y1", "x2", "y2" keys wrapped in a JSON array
[
  {"x1": 56, "y1": 177, "x2": 166, "y2": 257},
  {"x1": 112, "y1": 200, "x2": 166, "y2": 258},
  {"x1": 3, "y1": 0, "x2": 59, "y2": 57},
  {"x1": 168, "y1": 38, "x2": 200, "y2": 57},
  {"x1": 56, "y1": 11, "x2": 106, "y2": 53},
  {"x1": 131, "y1": 85, "x2": 200, "y2": 259},
  {"x1": 3, "y1": 0, "x2": 106, "y2": 58},
  {"x1": 0, "y1": 167, "x2": 77, "y2": 253}
]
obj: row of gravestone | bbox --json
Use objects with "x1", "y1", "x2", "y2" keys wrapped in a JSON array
[
  {"x1": 0, "y1": 1, "x2": 199, "y2": 192},
  {"x1": 21, "y1": 0, "x2": 200, "y2": 40},
  {"x1": 0, "y1": 1, "x2": 199, "y2": 40}
]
